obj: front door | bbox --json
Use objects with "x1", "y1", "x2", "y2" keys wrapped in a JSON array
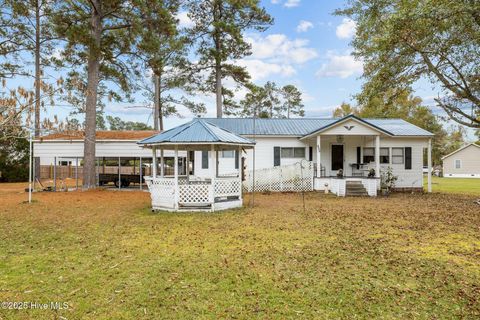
[{"x1": 331, "y1": 144, "x2": 344, "y2": 171}]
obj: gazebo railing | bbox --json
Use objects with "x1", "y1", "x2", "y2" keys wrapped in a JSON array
[
  {"x1": 145, "y1": 175, "x2": 241, "y2": 210},
  {"x1": 178, "y1": 183, "x2": 212, "y2": 205},
  {"x1": 144, "y1": 177, "x2": 176, "y2": 209},
  {"x1": 214, "y1": 177, "x2": 242, "y2": 198}
]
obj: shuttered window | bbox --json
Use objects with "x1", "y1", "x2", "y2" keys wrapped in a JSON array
[
  {"x1": 405, "y1": 147, "x2": 412, "y2": 169},
  {"x1": 202, "y1": 151, "x2": 208, "y2": 169}
]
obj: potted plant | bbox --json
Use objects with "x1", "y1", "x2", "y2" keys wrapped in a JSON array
[
  {"x1": 367, "y1": 168, "x2": 376, "y2": 178},
  {"x1": 380, "y1": 166, "x2": 398, "y2": 196},
  {"x1": 336, "y1": 169, "x2": 344, "y2": 178}
]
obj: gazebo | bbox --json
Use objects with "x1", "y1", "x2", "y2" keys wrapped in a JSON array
[{"x1": 137, "y1": 118, "x2": 255, "y2": 212}]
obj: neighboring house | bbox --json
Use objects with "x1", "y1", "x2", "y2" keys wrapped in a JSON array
[
  {"x1": 442, "y1": 143, "x2": 480, "y2": 178},
  {"x1": 34, "y1": 115, "x2": 434, "y2": 194}
]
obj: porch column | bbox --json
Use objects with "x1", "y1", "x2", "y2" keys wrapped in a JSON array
[
  {"x1": 375, "y1": 135, "x2": 380, "y2": 178},
  {"x1": 210, "y1": 145, "x2": 216, "y2": 209},
  {"x1": 427, "y1": 138, "x2": 432, "y2": 193},
  {"x1": 160, "y1": 149, "x2": 164, "y2": 177},
  {"x1": 316, "y1": 135, "x2": 321, "y2": 178},
  {"x1": 152, "y1": 147, "x2": 157, "y2": 177},
  {"x1": 174, "y1": 145, "x2": 179, "y2": 210}
]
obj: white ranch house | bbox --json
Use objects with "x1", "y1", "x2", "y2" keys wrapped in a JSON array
[{"x1": 35, "y1": 115, "x2": 434, "y2": 212}]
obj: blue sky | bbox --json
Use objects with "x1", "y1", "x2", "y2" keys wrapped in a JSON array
[
  {"x1": 104, "y1": 0, "x2": 446, "y2": 130},
  {"x1": 4, "y1": 0, "x2": 475, "y2": 139},
  {"x1": 104, "y1": 0, "x2": 368, "y2": 129}
]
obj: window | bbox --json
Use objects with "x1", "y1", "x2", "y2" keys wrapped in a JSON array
[
  {"x1": 363, "y1": 147, "x2": 375, "y2": 163},
  {"x1": 221, "y1": 150, "x2": 234, "y2": 158},
  {"x1": 455, "y1": 159, "x2": 462, "y2": 169},
  {"x1": 281, "y1": 147, "x2": 305, "y2": 158},
  {"x1": 380, "y1": 148, "x2": 389, "y2": 164},
  {"x1": 392, "y1": 148, "x2": 404, "y2": 164},
  {"x1": 201, "y1": 151, "x2": 208, "y2": 169}
]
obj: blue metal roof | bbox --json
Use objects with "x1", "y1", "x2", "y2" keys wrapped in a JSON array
[
  {"x1": 137, "y1": 119, "x2": 255, "y2": 146},
  {"x1": 202, "y1": 117, "x2": 433, "y2": 137}
]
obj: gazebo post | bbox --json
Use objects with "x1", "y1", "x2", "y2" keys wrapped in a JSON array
[
  {"x1": 152, "y1": 146, "x2": 157, "y2": 178},
  {"x1": 174, "y1": 145, "x2": 179, "y2": 210},
  {"x1": 215, "y1": 149, "x2": 219, "y2": 178},
  {"x1": 210, "y1": 144, "x2": 216, "y2": 211},
  {"x1": 160, "y1": 149, "x2": 164, "y2": 177},
  {"x1": 186, "y1": 148, "x2": 190, "y2": 183}
]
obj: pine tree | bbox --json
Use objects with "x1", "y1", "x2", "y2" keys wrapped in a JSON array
[
  {"x1": 137, "y1": 0, "x2": 205, "y2": 130},
  {"x1": 188, "y1": 0, "x2": 272, "y2": 117},
  {"x1": 281, "y1": 85, "x2": 304, "y2": 118},
  {"x1": 53, "y1": 0, "x2": 144, "y2": 189}
]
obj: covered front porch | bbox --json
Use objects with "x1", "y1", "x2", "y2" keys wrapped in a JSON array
[
  {"x1": 138, "y1": 119, "x2": 255, "y2": 212},
  {"x1": 301, "y1": 115, "x2": 432, "y2": 196}
]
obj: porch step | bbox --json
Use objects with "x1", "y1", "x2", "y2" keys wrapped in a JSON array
[{"x1": 345, "y1": 181, "x2": 368, "y2": 196}]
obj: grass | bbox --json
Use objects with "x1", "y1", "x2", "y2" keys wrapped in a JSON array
[
  {"x1": 424, "y1": 176, "x2": 480, "y2": 195},
  {"x1": 0, "y1": 183, "x2": 479, "y2": 319}
]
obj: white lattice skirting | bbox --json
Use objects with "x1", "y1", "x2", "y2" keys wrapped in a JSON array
[{"x1": 243, "y1": 160, "x2": 314, "y2": 192}]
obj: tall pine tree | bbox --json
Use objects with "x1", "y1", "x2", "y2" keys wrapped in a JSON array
[
  {"x1": 53, "y1": 0, "x2": 144, "y2": 189},
  {"x1": 189, "y1": 0, "x2": 272, "y2": 117}
]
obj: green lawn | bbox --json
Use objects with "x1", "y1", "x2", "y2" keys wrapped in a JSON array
[
  {"x1": 424, "y1": 176, "x2": 480, "y2": 195},
  {"x1": 0, "y1": 183, "x2": 479, "y2": 319}
]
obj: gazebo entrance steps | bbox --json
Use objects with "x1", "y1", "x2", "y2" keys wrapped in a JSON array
[{"x1": 345, "y1": 180, "x2": 368, "y2": 196}]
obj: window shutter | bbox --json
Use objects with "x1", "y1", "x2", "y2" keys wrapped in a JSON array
[
  {"x1": 309, "y1": 146, "x2": 313, "y2": 161},
  {"x1": 274, "y1": 147, "x2": 281, "y2": 166},
  {"x1": 235, "y1": 150, "x2": 239, "y2": 169},
  {"x1": 356, "y1": 147, "x2": 361, "y2": 165},
  {"x1": 405, "y1": 147, "x2": 412, "y2": 170},
  {"x1": 202, "y1": 151, "x2": 208, "y2": 169}
]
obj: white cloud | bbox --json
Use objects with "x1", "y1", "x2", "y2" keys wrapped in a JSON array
[
  {"x1": 176, "y1": 11, "x2": 194, "y2": 28},
  {"x1": 296, "y1": 20, "x2": 313, "y2": 33},
  {"x1": 236, "y1": 33, "x2": 317, "y2": 81},
  {"x1": 247, "y1": 34, "x2": 318, "y2": 64},
  {"x1": 271, "y1": 0, "x2": 280, "y2": 3},
  {"x1": 236, "y1": 59, "x2": 296, "y2": 81},
  {"x1": 284, "y1": 0, "x2": 300, "y2": 7},
  {"x1": 336, "y1": 18, "x2": 356, "y2": 39},
  {"x1": 316, "y1": 53, "x2": 363, "y2": 78}
]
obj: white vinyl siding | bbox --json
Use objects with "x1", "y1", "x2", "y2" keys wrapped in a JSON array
[{"x1": 443, "y1": 144, "x2": 480, "y2": 177}]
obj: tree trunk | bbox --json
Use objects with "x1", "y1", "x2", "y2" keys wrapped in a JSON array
[
  {"x1": 215, "y1": 58, "x2": 222, "y2": 118},
  {"x1": 158, "y1": 74, "x2": 163, "y2": 131},
  {"x1": 34, "y1": 0, "x2": 41, "y2": 179},
  {"x1": 213, "y1": 3, "x2": 223, "y2": 118},
  {"x1": 83, "y1": 0, "x2": 102, "y2": 189},
  {"x1": 154, "y1": 75, "x2": 160, "y2": 130}
]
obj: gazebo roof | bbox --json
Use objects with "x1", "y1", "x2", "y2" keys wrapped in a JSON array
[{"x1": 137, "y1": 118, "x2": 255, "y2": 147}]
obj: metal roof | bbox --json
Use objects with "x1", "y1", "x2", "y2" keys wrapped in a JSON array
[
  {"x1": 137, "y1": 118, "x2": 255, "y2": 146},
  {"x1": 202, "y1": 117, "x2": 433, "y2": 137}
]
